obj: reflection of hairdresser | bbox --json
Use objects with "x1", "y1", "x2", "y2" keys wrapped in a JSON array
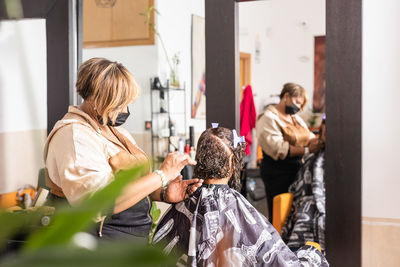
[
  {"x1": 44, "y1": 58, "x2": 202, "y2": 241},
  {"x1": 282, "y1": 116, "x2": 326, "y2": 252},
  {"x1": 256, "y1": 83, "x2": 322, "y2": 221}
]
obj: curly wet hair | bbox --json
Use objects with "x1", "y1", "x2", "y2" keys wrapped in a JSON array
[{"x1": 193, "y1": 127, "x2": 246, "y2": 190}]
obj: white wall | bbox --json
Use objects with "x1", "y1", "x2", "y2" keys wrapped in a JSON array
[
  {"x1": 156, "y1": 0, "x2": 206, "y2": 133},
  {"x1": 83, "y1": 45, "x2": 158, "y2": 134},
  {"x1": 83, "y1": 0, "x2": 206, "y2": 139},
  {"x1": 362, "y1": 3, "x2": 400, "y2": 265},
  {"x1": 362, "y1": 0, "x2": 400, "y2": 220},
  {"x1": 0, "y1": 19, "x2": 47, "y2": 133},
  {"x1": 239, "y1": 0, "x2": 325, "y2": 118},
  {"x1": 0, "y1": 19, "x2": 47, "y2": 193}
]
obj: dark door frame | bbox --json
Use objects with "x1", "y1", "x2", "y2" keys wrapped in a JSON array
[
  {"x1": 0, "y1": 0, "x2": 82, "y2": 134},
  {"x1": 205, "y1": 0, "x2": 362, "y2": 266}
]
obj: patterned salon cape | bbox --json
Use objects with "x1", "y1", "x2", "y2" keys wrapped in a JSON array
[
  {"x1": 281, "y1": 151, "x2": 326, "y2": 251},
  {"x1": 153, "y1": 184, "x2": 329, "y2": 266}
]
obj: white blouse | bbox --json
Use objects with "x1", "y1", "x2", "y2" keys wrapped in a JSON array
[
  {"x1": 44, "y1": 106, "x2": 138, "y2": 205},
  {"x1": 256, "y1": 105, "x2": 314, "y2": 161}
]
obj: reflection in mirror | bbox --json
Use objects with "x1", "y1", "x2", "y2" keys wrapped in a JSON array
[
  {"x1": 82, "y1": 0, "x2": 206, "y2": 165},
  {"x1": 239, "y1": 0, "x2": 326, "y2": 251},
  {"x1": 0, "y1": 19, "x2": 47, "y2": 201}
]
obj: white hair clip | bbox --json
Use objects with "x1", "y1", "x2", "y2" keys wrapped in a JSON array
[
  {"x1": 211, "y1": 123, "x2": 219, "y2": 128},
  {"x1": 232, "y1": 129, "x2": 245, "y2": 148}
]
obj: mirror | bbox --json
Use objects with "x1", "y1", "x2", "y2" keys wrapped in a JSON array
[{"x1": 238, "y1": 0, "x2": 326, "y2": 250}]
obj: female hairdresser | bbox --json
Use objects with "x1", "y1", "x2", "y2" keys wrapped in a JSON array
[
  {"x1": 256, "y1": 82, "x2": 322, "y2": 221},
  {"x1": 44, "y1": 58, "x2": 202, "y2": 240}
]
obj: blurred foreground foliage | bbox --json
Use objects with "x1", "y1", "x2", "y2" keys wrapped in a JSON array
[
  {"x1": 0, "y1": 165, "x2": 173, "y2": 266},
  {"x1": 1, "y1": 242, "x2": 173, "y2": 267}
]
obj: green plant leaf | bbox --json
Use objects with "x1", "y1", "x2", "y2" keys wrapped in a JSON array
[
  {"x1": 150, "y1": 202, "x2": 161, "y2": 222},
  {"x1": 148, "y1": 201, "x2": 161, "y2": 243},
  {"x1": 23, "y1": 165, "x2": 146, "y2": 251},
  {"x1": 4, "y1": 0, "x2": 23, "y2": 19},
  {"x1": 0, "y1": 211, "x2": 43, "y2": 251},
  {"x1": 148, "y1": 5, "x2": 160, "y2": 15},
  {"x1": 1, "y1": 241, "x2": 175, "y2": 267}
]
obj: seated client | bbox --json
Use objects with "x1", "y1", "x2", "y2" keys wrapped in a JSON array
[
  {"x1": 153, "y1": 125, "x2": 329, "y2": 266},
  {"x1": 282, "y1": 118, "x2": 326, "y2": 252}
]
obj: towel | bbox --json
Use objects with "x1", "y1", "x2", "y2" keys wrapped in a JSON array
[{"x1": 240, "y1": 85, "x2": 257, "y2": 155}]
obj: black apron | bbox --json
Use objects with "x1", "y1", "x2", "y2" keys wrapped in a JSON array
[
  {"x1": 261, "y1": 152, "x2": 302, "y2": 221},
  {"x1": 47, "y1": 192, "x2": 152, "y2": 242},
  {"x1": 92, "y1": 196, "x2": 152, "y2": 241}
]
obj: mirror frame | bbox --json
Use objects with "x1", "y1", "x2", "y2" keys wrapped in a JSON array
[
  {"x1": 0, "y1": 0, "x2": 82, "y2": 133},
  {"x1": 205, "y1": 0, "x2": 362, "y2": 266}
]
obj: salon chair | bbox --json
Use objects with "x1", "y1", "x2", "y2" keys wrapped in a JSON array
[
  {"x1": 0, "y1": 169, "x2": 54, "y2": 258},
  {"x1": 272, "y1": 193, "x2": 293, "y2": 235}
]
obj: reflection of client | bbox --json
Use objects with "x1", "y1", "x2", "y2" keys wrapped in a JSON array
[
  {"x1": 282, "y1": 118, "x2": 326, "y2": 252},
  {"x1": 191, "y1": 73, "x2": 205, "y2": 118},
  {"x1": 153, "y1": 126, "x2": 329, "y2": 266}
]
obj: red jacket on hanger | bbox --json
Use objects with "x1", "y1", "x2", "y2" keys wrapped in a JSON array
[{"x1": 240, "y1": 85, "x2": 257, "y2": 155}]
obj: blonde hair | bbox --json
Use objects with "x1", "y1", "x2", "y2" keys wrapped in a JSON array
[
  {"x1": 279, "y1": 82, "x2": 308, "y2": 110},
  {"x1": 76, "y1": 58, "x2": 140, "y2": 125}
]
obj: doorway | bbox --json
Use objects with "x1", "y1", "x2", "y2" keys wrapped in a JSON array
[{"x1": 240, "y1": 52, "x2": 251, "y2": 101}]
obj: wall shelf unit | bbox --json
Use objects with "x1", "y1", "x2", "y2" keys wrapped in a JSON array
[{"x1": 150, "y1": 78, "x2": 187, "y2": 163}]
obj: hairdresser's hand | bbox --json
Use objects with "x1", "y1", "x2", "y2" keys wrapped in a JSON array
[
  {"x1": 309, "y1": 138, "x2": 322, "y2": 153},
  {"x1": 165, "y1": 176, "x2": 203, "y2": 203},
  {"x1": 160, "y1": 152, "x2": 197, "y2": 182},
  {"x1": 309, "y1": 138, "x2": 319, "y2": 146},
  {"x1": 109, "y1": 150, "x2": 137, "y2": 172}
]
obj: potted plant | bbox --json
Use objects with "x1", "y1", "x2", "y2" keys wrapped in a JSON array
[
  {"x1": 170, "y1": 52, "x2": 180, "y2": 88},
  {"x1": 143, "y1": 6, "x2": 181, "y2": 88}
]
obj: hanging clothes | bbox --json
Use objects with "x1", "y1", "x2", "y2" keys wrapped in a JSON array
[{"x1": 240, "y1": 85, "x2": 257, "y2": 155}]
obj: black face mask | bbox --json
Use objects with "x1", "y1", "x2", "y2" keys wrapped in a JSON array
[
  {"x1": 285, "y1": 103, "x2": 300, "y2": 115},
  {"x1": 97, "y1": 107, "x2": 130, "y2": 126}
]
